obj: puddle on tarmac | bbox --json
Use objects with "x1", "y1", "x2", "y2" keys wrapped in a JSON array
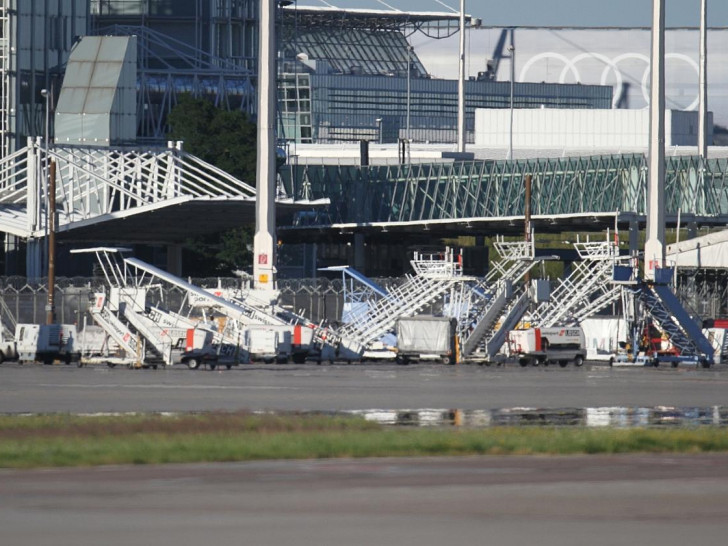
[{"x1": 344, "y1": 406, "x2": 728, "y2": 428}]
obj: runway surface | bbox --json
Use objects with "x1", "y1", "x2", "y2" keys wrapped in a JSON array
[
  {"x1": 3, "y1": 453, "x2": 728, "y2": 546},
  {"x1": 4, "y1": 363, "x2": 728, "y2": 545},
  {"x1": 1, "y1": 361, "x2": 727, "y2": 414}
]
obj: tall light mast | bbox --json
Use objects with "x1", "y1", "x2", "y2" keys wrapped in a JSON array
[
  {"x1": 253, "y1": 0, "x2": 278, "y2": 302},
  {"x1": 698, "y1": 0, "x2": 708, "y2": 160},
  {"x1": 644, "y1": 0, "x2": 665, "y2": 281},
  {"x1": 456, "y1": 0, "x2": 466, "y2": 153}
]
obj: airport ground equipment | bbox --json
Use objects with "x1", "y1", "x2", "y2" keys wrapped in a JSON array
[
  {"x1": 81, "y1": 291, "x2": 145, "y2": 368},
  {"x1": 530, "y1": 235, "x2": 627, "y2": 328},
  {"x1": 395, "y1": 316, "x2": 457, "y2": 364},
  {"x1": 456, "y1": 238, "x2": 540, "y2": 362},
  {"x1": 75, "y1": 248, "x2": 320, "y2": 365},
  {"x1": 0, "y1": 329, "x2": 16, "y2": 363},
  {"x1": 14, "y1": 323, "x2": 80, "y2": 364},
  {"x1": 334, "y1": 248, "x2": 469, "y2": 358},
  {"x1": 634, "y1": 267, "x2": 714, "y2": 367},
  {"x1": 509, "y1": 326, "x2": 587, "y2": 367},
  {"x1": 318, "y1": 265, "x2": 390, "y2": 325}
]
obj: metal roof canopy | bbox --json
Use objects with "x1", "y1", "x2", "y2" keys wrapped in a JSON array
[
  {"x1": 282, "y1": 6, "x2": 477, "y2": 38},
  {"x1": 55, "y1": 199, "x2": 326, "y2": 244},
  {"x1": 278, "y1": 211, "x2": 728, "y2": 245}
]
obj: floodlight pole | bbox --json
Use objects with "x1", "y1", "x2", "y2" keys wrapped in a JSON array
[
  {"x1": 253, "y1": 0, "x2": 278, "y2": 301},
  {"x1": 406, "y1": 45, "x2": 412, "y2": 142},
  {"x1": 508, "y1": 40, "x2": 515, "y2": 161},
  {"x1": 40, "y1": 88, "x2": 49, "y2": 275},
  {"x1": 46, "y1": 159, "x2": 56, "y2": 325},
  {"x1": 698, "y1": 0, "x2": 708, "y2": 160},
  {"x1": 456, "y1": 0, "x2": 465, "y2": 153},
  {"x1": 644, "y1": 0, "x2": 666, "y2": 281}
]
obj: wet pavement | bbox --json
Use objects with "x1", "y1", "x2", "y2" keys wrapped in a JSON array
[{"x1": 2, "y1": 361, "x2": 728, "y2": 416}]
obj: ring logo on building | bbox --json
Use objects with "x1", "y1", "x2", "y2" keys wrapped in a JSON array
[{"x1": 519, "y1": 52, "x2": 700, "y2": 110}]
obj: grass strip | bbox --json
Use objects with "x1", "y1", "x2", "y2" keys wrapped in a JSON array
[{"x1": 1, "y1": 413, "x2": 728, "y2": 469}]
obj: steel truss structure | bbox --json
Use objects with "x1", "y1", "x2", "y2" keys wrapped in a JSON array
[
  {"x1": 96, "y1": 24, "x2": 256, "y2": 140},
  {"x1": 0, "y1": 139, "x2": 256, "y2": 239},
  {"x1": 280, "y1": 154, "x2": 728, "y2": 227},
  {"x1": 0, "y1": 0, "x2": 9, "y2": 158},
  {"x1": 281, "y1": 6, "x2": 471, "y2": 40}
]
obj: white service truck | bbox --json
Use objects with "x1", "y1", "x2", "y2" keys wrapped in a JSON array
[
  {"x1": 509, "y1": 327, "x2": 587, "y2": 367},
  {"x1": 0, "y1": 329, "x2": 17, "y2": 363},
  {"x1": 15, "y1": 323, "x2": 81, "y2": 365}
]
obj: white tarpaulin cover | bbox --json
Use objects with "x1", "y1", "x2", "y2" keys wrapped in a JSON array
[
  {"x1": 666, "y1": 229, "x2": 728, "y2": 268},
  {"x1": 396, "y1": 316, "x2": 452, "y2": 354},
  {"x1": 581, "y1": 317, "x2": 628, "y2": 359}
]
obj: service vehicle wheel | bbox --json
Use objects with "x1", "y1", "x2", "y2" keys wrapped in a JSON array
[
  {"x1": 573, "y1": 355, "x2": 584, "y2": 367},
  {"x1": 187, "y1": 358, "x2": 200, "y2": 370}
]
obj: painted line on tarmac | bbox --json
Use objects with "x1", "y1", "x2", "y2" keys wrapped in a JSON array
[{"x1": 37, "y1": 384, "x2": 296, "y2": 390}]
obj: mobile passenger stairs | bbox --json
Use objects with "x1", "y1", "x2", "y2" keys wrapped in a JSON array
[
  {"x1": 81, "y1": 291, "x2": 146, "y2": 368},
  {"x1": 75, "y1": 248, "x2": 326, "y2": 367},
  {"x1": 334, "y1": 248, "x2": 470, "y2": 359},
  {"x1": 76, "y1": 249, "x2": 196, "y2": 368},
  {"x1": 457, "y1": 238, "x2": 540, "y2": 363},
  {"x1": 633, "y1": 267, "x2": 714, "y2": 367},
  {"x1": 529, "y1": 235, "x2": 627, "y2": 329}
]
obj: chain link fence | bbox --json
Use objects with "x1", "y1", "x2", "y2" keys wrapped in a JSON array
[
  {"x1": 1, "y1": 272, "x2": 725, "y2": 334},
  {"x1": 0, "y1": 277, "x2": 355, "y2": 331}
]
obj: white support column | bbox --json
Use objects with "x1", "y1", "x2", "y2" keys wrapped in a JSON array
[
  {"x1": 698, "y1": 0, "x2": 708, "y2": 160},
  {"x1": 456, "y1": 0, "x2": 466, "y2": 153},
  {"x1": 644, "y1": 0, "x2": 666, "y2": 281},
  {"x1": 252, "y1": 0, "x2": 278, "y2": 303}
]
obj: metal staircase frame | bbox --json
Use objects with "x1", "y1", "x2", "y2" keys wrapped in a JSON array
[
  {"x1": 638, "y1": 281, "x2": 714, "y2": 360},
  {"x1": 85, "y1": 292, "x2": 145, "y2": 367},
  {"x1": 0, "y1": 0, "x2": 10, "y2": 158},
  {"x1": 336, "y1": 248, "x2": 467, "y2": 355},
  {"x1": 457, "y1": 239, "x2": 538, "y2": 358},
  {"x1": 531, "y1": 237, "x2": 626, "y2": 327}
]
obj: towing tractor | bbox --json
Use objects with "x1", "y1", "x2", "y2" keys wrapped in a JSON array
[{"x1": 509, "y1": 327, "x2": 587, "y2": 367}]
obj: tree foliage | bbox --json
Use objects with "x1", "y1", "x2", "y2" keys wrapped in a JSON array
[
  {"x1": 166, "y1": 95, "x2": 257, "y2": 275},
  {"x1": 167, "y1": 95, "x2": 258, "y2": 184}
]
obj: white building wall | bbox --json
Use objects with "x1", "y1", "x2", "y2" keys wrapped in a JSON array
[{"x1": 474, "y1": 108, "x2": 712, "y2": 149}]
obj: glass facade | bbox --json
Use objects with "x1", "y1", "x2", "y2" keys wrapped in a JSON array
[
  {"x1": 300, "y1": 74, "x2": 612, "y2": 144},
  {"x1": 1, "y1": 0, "x2": 87, "y2": 157}
]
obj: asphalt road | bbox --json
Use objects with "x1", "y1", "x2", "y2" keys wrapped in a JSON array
[
  {"x1": 1, "y1": 360, "x2": 727, "y2": 414},
  {"x1": 3, "y1": 454, "x2": 728, "y2": 546}
]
